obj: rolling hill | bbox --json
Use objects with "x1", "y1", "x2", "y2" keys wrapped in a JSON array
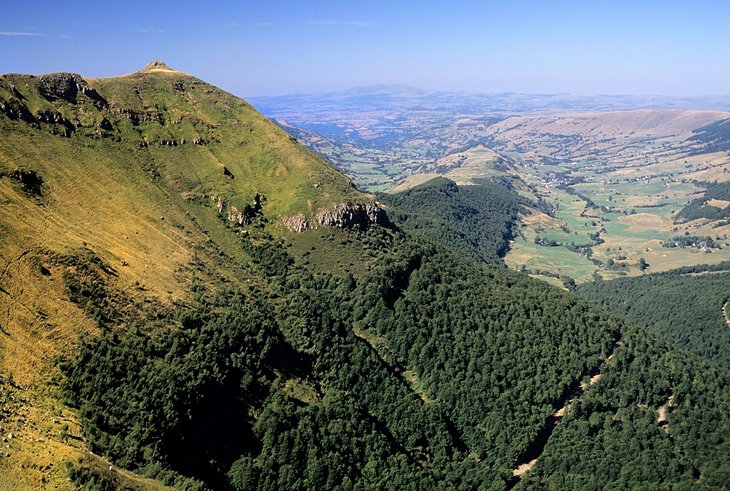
[{"x1": 2, "y1": 64, "x2": 730, "y2": 490}]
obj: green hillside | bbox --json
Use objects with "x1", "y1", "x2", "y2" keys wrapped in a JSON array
[
  {"x1": 379, "y1": 177, "x2": 524, "y2": 264},
  {"x1": 0, "y1": 61, "x2": 374, "y2": 489},
  {"x1": 2, "y1": 63, "x2": 730, "y2": 490},
  {"x1": 0, "y1": 61, "x2": 364, "y2": 220},
  {"x1": 578, "y1": 262, "x2": 730, "y2": 368}
]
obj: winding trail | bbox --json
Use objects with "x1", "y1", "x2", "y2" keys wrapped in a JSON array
[
  {"x1": 508, "y1": 338, "x2": 624, "y2": 486},
  {"x1": 723, "y1": 302, "x2": 730, "y2": 328}
]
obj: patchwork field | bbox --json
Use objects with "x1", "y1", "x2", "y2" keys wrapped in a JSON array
[{"x1": 255, "y1": 90, "x2": 730, "y2": 283}]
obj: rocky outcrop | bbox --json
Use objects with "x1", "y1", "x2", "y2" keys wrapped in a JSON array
[
  {"x1": 35, "y1": 109, "x2": 73, "y2": 127},
  {"x1": 35, "y1": 109, "x2": 76, "y2": 136},
  {"x1": 0, "y1": 99, "x2": 35, "y2": 122},
  {"x1": 39, "y1": 73, "x2": 84, "y2": 103},
  {"x1": 211, "y1": 193, "x2": 264, "y2": 227},
  {"x1": 281, "y1": 214, "x2": 309, "y2": 233},
  {"x1": 115, "y1": 108, "x2": 165, "y2": 126},
  {"x1": 282, "y1": 201, "x2": 388, "y2": 232},
  {"x1": 0, "y1": 98, "x2": 76, "y2": 136},
  {"x1": 37, "y1": 72, "x2": 107, "y2": 107},
  {"x1": 315, "y1": 202, "x2": 388, "y2": 229}
]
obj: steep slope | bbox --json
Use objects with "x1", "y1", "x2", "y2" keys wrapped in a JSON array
[
  {"x1": 577, "y1": 262, "x2": 730, "y2": 368},
  {"x1": 3, "y1": 62, "x2": 730, "y2": 491},
  {"x1": 689, "y1": 117, "x2": 730, "y2": 153},
  {"x1": 0, "y1": 61, "x2": 377, "y2": 489},
  {"x1": 379, "y1": 177, "x2": 524, "y2": 264}
]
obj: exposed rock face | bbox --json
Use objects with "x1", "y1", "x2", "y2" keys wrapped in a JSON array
[
  {"x1": 211, "y1": 193, "x2": 263, "y2": 227},
  {"x1": 80, "y1": 85, "x2": 107, "y2": 107},
  {"x1": 39, "y1": 73, "x2": 83, "y2": 103},
  {"x1": 227, "y1": 205, "x2": 249, "y2": 225},
  {"x1": 282, "y1": 201, "x2": 388, "y2": 232},
  {"x1": 35, "y1": 109, "x2": 76, "y2": 137},
  {"x1": 0, "y1": 99, "x2": 35, "y2": 122},
  {"x1": 281, "y1": 214, "x2": 309, "y2": 233},
  {"x1": 315, "y1": 202, "x2": 388, "y2": 229},
  {"x1": 36, "y1": 72, "x2": 107, "y2": 108}
]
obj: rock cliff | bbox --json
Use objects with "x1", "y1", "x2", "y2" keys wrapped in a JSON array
[{"x1": 282, "y1": 201, "x2": 388, "y2": 232}]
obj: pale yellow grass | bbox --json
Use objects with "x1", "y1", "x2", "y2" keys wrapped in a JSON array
[{"x1": 617, "y1": 213, "x2": 669, "y2": 231}]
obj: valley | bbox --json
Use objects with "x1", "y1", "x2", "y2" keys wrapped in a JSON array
[
  {"x1": 256, "y1": 89, "x2": 730, "y2": 283},
  {"x1": 1, "y1": 65, "x2": 730, "y2": 490},
  {"x1": 4, "y1": 1, "x2": 730, "y2": 489}
]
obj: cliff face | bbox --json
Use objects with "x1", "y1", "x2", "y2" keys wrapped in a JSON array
[{"x1": 282, "y1": 201, "x2": 389, "y2": 232}]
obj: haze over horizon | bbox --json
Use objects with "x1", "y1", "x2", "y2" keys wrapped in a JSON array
[{"x1": 2, "y1": 0, "x2": 730, "y2": 98}]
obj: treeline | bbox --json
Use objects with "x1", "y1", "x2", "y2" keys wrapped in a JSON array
[
  {"x1": 675, "y1": 181, "x2": 730, "y2": 223},
  {"x1": 577, "y1": 269, "x2": 730, "y2": 369},
  {"x1": 379, "y1": 177, "x2": 524, "y2": 264}
]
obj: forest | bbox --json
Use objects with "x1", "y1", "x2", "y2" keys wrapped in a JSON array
[
  {"x1": 378, "y1": 178, "x2": 524, "y2": 263},
  {"x1": 675, "y1": 181, "x2": 730, "y2": 223},
  {"x1": 61, "y1": 182, "x2": 730, "y2": 490},
  {"x1": 689, "y1": 118, "x2": 730, "y2": 153},
  {"x1": 578, "y1": 263, "x2": 730, "y2": 369}
]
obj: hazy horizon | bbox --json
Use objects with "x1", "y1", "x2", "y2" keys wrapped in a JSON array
[{"x1": 2, "y1": 0, "x2": 730, "y2": 98}]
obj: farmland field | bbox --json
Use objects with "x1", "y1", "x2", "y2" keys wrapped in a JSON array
[{"x1": 254, "y1": 89, "x2": 730, "y2": 283}]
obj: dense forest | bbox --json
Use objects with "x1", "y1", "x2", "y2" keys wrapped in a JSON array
[
  {"x1": 519, "y1": 325, "x2": 730, "y2": 489},
  {"x1": 578, "y1": 263, "x2": 730, "y2": 368},
  {"x1": 378, "y1": 178, "x2": 524, "y2": 263},
  {"x1": 62, "y1": 203, "x2": 730, "y2": 489}
]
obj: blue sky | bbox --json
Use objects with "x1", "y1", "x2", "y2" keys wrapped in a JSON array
[{"x1": 2, "y1": 0, "x2": 729, "y2": 97}]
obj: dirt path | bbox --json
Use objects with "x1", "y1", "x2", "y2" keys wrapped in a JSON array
[
  {"x1": 723, "y1": 302, "x2": 730, "y2": 328},
  {"x1": 657, "y1": 394, "x2": 675, "y2": 432},
  {"x1": 508, "y1": 338, "x2": 624, "y2": 484}
]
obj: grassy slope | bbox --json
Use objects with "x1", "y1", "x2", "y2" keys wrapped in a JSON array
[{"x1": 0, "y1": 63, "x2": 369, "y2": 489}]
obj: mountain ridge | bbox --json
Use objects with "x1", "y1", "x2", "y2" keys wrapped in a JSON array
[
  {"x1": 0, "y1": 62, "x2": 387, "y2": 488},
  {"x1": 3, "y1": 63, "x2": 730, "y2": 490}
]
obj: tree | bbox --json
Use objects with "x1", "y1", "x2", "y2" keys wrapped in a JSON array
[{"x1": 561, "y1": 276, "x2": 577, "y2": 292}]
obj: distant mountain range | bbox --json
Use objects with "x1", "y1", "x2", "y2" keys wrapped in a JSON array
[{"x1": 250, "y1": 85, "x2": 730, "y2": 116}]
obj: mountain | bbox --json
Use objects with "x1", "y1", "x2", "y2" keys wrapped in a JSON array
[
  {"x1": 0, "y1": 61, "x2": 378, "y2": 489},
  {"x1": 378, "y1": 177, "x2": 524, "y2": 264},
  {"x1": 2, "y1": 64, "x2": 730, "y2": 490},
  {"x1": 250, "y1": 86, "x2": 730, "y2": 117}
]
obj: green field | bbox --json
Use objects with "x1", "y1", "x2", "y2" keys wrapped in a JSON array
[{"x1": 506, "y1": 155, "x2": 730, "y2": 284}]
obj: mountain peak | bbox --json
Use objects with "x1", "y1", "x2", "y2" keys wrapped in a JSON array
[{"x1": 139, "y1": 60, "x2": 178, "y2": 73}]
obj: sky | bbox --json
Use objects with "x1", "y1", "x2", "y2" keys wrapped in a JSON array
[{"x1": 2, "y1": 0, "x2": 729, "y2": 97}]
